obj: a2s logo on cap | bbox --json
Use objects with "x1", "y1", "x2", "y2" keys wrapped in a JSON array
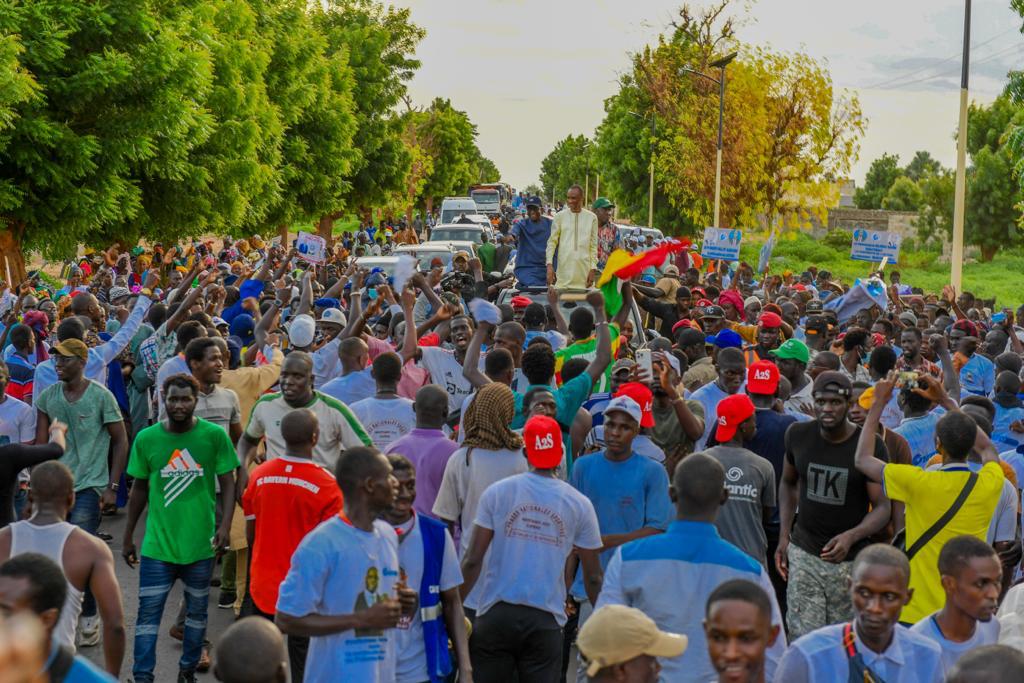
[
  {"x1": 753, "y1": 369, "x2": 772, "y2": 381},
  {"x1": 534, "y1": 433, "x2": 555, "y2": 450}
]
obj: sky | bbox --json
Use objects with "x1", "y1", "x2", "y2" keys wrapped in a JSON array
[{"x1": 394, "y1": 0, "x2": 1024, "y2": 191}]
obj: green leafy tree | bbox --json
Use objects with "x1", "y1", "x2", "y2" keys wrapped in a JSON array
[
  {"x1": 415, "y1": 98, "x2": 480, "y2": 210},
  {"x1": 522, "y1": 183, "x2": 543, "y2": 198},
  {"x1": 853, "y1": 153, "x2": 902, "y2": 209},
  {"x1": 539, "y1": 135, "x2": 594, "y2": 205},
  {"x1": 903, "y1": 150, "x2": 943, "y2": 181},
  {"x1": 881, "y1": 176, "x2": 923, "y2": 212},
  {"x1": 313, "y1": 0, "x2": 423, "y2": 222},
  {"x1": 914, "y1": 170, "x2": 955, "y2": 243},
  {"x1": 471, "y1": 153, "x2": 500, "y2": 184},
  {"x1": 0, "y1": 0, "x2": 217, "y2": 279},
  {"x1": 966, "y1": 147, "x2": 1020, "y2": 261}
]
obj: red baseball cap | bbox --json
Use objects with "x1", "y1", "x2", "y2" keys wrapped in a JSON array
[
  {"x1": 613, "y1": 382, "x2": 655, "y2": 428},
  {"x1": 715, "y1": 394, "x2": 756, "y2": 442},
  {"x1": 511, "y1": 296, "x2": 532, "y2": 309},
  {"x1": 524, "y1": 415, "x2": 564, "y2": 469},
  {"x1": 758, "y1": 311, "x2": 783, "y2": 328},
  {"x1": 746, "y1": 360, "x2": 779, "y2": 396}
]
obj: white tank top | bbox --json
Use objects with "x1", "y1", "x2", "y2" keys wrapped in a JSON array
[{"x1": 10, "y1": 520, "x2": 83, "y2": 651}]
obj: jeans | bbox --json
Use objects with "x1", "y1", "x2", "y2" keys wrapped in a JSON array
[
  {"x1": 471, "y1": 602, "x2": 563, "y2": 683},
  {"x1": 132, "y1": 556, "x2": 214, "y2": 682},
  {"x1": 69, "y1": 488, "x2": 102, "y2": 617}
]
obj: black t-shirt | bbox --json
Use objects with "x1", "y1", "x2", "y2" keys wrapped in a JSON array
[
  {"x1": 637, "y1": 297, "x2": 681, "y2": 338},
  {"x1": 745, "y1": 409, "x2": 797, "y2": 529},
  {"x1": 784, "y1": 421, "x2": 888, "y2": 558},
  {"x1": 0, "y1": 442, "x2": 64, "y2": 528}
]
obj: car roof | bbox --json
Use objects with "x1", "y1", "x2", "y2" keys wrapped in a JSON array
[{"x1": 433, "y1": 223, "x2": 485, "y2": 231}]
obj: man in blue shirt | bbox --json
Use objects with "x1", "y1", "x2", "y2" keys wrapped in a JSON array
[
  {"x1": 596, "y1": 452, "x2": 786, "y2": 683},
  {"x1": 569, "y1": 395, "x2": 672, "y2": 680},
  {"x1": 509, "y1": 197, "x2": 552, "y2": 288},
  {"x1": 774, "y1": 544, "x2": 943, "y2": 683}
]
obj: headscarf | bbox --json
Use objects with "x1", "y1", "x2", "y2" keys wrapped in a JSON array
[
  {"x1": 462, "y1": 383, "x2": 523, "y2": 452},
  {"x1": 718, "y1": 290, "x2": 746, "y2": 321},
  {"x1": 20, "y1": 310, "x2": 49, "y2": 362}
]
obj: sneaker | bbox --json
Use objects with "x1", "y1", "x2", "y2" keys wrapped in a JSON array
[
  {"x1": 177, "y1": 670, "x2": 197, "y2": 683},
  {"x1": 217, "y1": 590, "x2": 236, "y2": 609},
  {"x1": 78, "y1": 615, "x2": 101, "y2": 647}
]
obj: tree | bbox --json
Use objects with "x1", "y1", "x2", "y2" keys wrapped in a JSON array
[
  {"x1": 853, "y1": 153, "x2": 902, "y2": 209},
  {"x1": 522, "y1": 183, "x2": 543, "y2": 198},
  {"x1": 415, "y1": 98, "x2": 480, "y2": 210},
  {"x1": 903, "y1": 150, "x2": 943, "y2": 181},
  {"x1": 915, "y1": 170, "x2": 955, "y2": 243},
  {"x1": 539, "y1": 135, "x2": 593, "y2": 205},
  {"x1": 471, "y1": 153, "x2": 500, "y2": 184},
  {"x1": 882, "y1": 177, "x2": 923, "y2": 212},
  {"x1": 966, "y1": 147, "x2": 1020, "y2": 261},
  {"x1": 312, "y1": 0, "x2": 424, "y2": 223},
  {"x1": 0, "y1": 0, "x2": 217, "y2": 279}
]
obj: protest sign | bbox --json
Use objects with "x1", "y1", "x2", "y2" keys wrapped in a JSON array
[
  {"x1": 701, "y1": 227, "x2": 743, "y2": 261},
  {"x1": 850, "y1": 228, "x2": 900, "y2": 264},
  {"x1": 295, "y1": 231, "x2": 327, "y2": 264}
]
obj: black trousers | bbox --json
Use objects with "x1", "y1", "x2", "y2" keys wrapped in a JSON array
[
  {"x1": 765, "y1": 525, "x2": 788, "y2": 623},
  {"x1": 246, "y1": 600, "x2": 309, "y2": 682},
  {"x1": 470, "y1": 602, "x2": 563, "y2": 683}
]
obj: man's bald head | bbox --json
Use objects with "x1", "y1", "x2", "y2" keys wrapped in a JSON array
[
  {"x1": 282, "y1": 350, "x2": 313, "y2": 375},
  {"x1": 28, "y1": 462, "x2": 74, "y2": 506},
  {"x1": 280, "y1": 409, "x2": 318, "y2": 455},
  {"x1": 414, "y1": 384, "x2": 449, "y2": 429},
  {"x1": 213, "y1": 616, "x2": 287, "y2": 683},
  {"x1": 69, "y1": 292, "x2": 96, "y2": 317}
]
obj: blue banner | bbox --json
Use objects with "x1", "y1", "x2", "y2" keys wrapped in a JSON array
[{"x1": 701, "y1": 227, "x2": 743, "y2": 261}]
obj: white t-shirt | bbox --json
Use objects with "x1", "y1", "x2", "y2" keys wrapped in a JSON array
[
  {"x1": 350, "y1": 397, "x2": 415, "y2": 450},
  {"x1": 245, "y1": 391, "x2": 371, "y2": 469},
  {"x1": 910, "y1": 612, "x2": 1000, "y2": 674},
  {"x1": 473, "y1": 472, "x2": 602, "y2": 625},
  {"x1": 392, "y1": 516, "x2": 462, "y2": 683},
  {"x1": 0, "y1": 396, "x2": 35, "y2": 445},
  {"x1": 419, "y1": 347, "x2": 473, "y2": 414}
]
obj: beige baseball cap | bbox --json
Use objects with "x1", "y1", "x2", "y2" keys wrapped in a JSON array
[{"x1": 577, "y1": 605, "x2": 688, "y2": 676}]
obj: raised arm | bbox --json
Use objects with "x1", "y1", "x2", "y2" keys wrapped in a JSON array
[
  {"x1": 546, "y1": 287, "x2": 568, "y2": 336},
  {"x1": 583, "y1": 290, "x2": 613, "y2": 386},
  {"x1": 463, "y1": 320, "x2": 492, "y2": 389},
  {"x1": 611, "y1": 280, "x2": 634, "y2": 328},
  {"x1": 400, "y1": 286, "x2": 423, "y2": 363},
  {"x1": 296, "y1": 270, "x2": 314, "y2": 317},
  {"x1": 854, "y1": 373, "x2": 897, "y2": 484},
  {"x1": 929, "y1": 334, "x2": 960, "y2": 398}
]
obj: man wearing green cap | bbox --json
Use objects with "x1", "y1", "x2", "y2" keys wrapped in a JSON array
[
  {"x1": 771, "y1": 339, "x2": 814, "y2": 417},
  {"x1": 593, "y1": 197, "x2": 620, "y2": 275}
]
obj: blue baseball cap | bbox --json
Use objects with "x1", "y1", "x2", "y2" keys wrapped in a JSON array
[
  {"x1": 526, "y1": 196, "x2": 543, "y2": 208},
  {"x1": 705, "y1": 329, "x2": 743, "y2": 349}
]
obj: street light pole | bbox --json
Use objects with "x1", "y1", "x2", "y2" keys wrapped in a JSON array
[
  {"x1": 951, "y1": 0, "x2": 971, "y2": 292},
  {"x1": 682, "y1": 52, "x2": 737, "y2": 229}
]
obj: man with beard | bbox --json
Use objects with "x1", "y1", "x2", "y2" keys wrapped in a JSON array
[
  {"x1": 910, "y1": 535, "x2": 1001, "y2": 674},
  {"x1": 896, "y1": 327, "x2": 942, "y2": 378},
  {"x1": 771, "y1": 339, "x2": 813, "y2": 418},
  {"x1": 776, "y1": 371, "x2": 891, "y2": 640},
  {"x1": 237, "y1": 352, "x2": 371, "y2": 472},
  {"x1": 774, "y1": 544, "x2": 942, "y2": 682},
  {"x1": 690, "y1": 347, "x2": 746, "y2": 450}
]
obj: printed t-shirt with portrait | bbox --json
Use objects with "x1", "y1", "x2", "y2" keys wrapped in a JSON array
[
  {"x1": 472, "y1": 472, "x2": 602, "y2": 625},
  {"x1": 418, "y1": 346, "x2": 473, "y2": 414},
  {"x1": 35, "y1": 380, "x2": 123, "y2": 492},
  {"x1": 392, "y1": 516, "x2": 462, "y2": 683},
  {"x1": 126, "y1": 418, "x2": 240, "y2": 565},
  {"x1": 276, "y1": 517, "x2": 401, "y2": 682},
  {"x1": 245, "y1": 390, "x2": 372, "y2": 469},
  {"x1": 703, "y1": 445, "x2": 776, "y2": 566},
  {"x1": 784, "y1": 421, "x2": 888, "y2": 559},
  {"x1": 350, "y1": 396, "x2": 415, "y2": 450},
  {"x1": 241, "y1": 455, "x2": 343, "y2": 615},
  {"x1": 883, "y1": 461, "x2": 1004, "y2": 624}
]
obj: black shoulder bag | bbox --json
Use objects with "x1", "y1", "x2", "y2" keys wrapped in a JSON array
[{"x1": 893, "y1": 471, "x2": 978, "y2": 560}]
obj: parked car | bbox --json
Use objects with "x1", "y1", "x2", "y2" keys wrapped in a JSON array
[{"x1": 439, "y1": 197, "x2": 477, "y2": 224}]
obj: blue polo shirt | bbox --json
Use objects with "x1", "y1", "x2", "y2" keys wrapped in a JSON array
[{"x1": 596, "y1": 520, "x2": 786, "y2": 683}]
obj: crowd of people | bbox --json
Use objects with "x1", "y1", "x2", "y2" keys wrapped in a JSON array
[{"x1": 1, "y1": 185, "x2": 1024, "y2": 683}]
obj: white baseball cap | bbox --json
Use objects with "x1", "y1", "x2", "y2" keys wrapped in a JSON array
[
  {"x1": 317, "y1": 308, "x2": 347, "y2": 327},
  {"x1": 288, "y1": 314, "x2": 316, "y2": 348},
  {"x1": 603, "y1": 396, "x2": 642, "y2": 425}
]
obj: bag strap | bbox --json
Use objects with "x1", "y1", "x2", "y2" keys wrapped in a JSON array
[{"x1": 906, "y1": 471, "x2": 978, "y2": 561}]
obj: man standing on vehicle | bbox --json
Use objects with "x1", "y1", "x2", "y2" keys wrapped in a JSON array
[
  {"x1": 593, "y1": 197, "x2": 620, "y2": 273},
  {"x1": 509, "y1": 196, "x2": 552, "y2": 288},
  {"x1": 547, "y1": 185, "x2": 599, "y2": 291}
]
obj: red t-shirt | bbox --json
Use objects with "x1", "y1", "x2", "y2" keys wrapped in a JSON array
[{"x1": 241, "y1": 455, "x2": 343, "y2": 614}]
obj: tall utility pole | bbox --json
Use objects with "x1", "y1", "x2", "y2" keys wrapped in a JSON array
[
  {"x1": 682, "y1": 52, "x2": 737, "y2": 229},
  {"x1": 951, "y1": 0, "x2": 971, "y2": 291}
]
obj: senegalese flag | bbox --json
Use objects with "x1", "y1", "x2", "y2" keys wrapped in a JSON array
[{"x1": 597, "y1": 239, "x2": 691, "y2": 317}]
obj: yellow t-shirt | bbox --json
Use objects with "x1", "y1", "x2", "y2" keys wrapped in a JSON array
[{"x1": 883, "y1": 461, "x2": 1004, "y2": 623}]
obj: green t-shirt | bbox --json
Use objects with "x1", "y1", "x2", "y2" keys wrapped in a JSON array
[
  {"x1": 127, "y1": 418, "x2": 240, "y2": 565},
  {"x1": 35, "y1": 380, "x2": 123, "y2": 492},
  {"x1": 477, "y1": 241, "x2": 496, "y2": 272}
]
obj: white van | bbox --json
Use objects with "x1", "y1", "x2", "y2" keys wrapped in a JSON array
[{"x1": 439, "y1": 197, "x2": 477, "y2": 225}]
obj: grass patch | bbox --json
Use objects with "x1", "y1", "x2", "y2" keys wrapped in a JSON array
[{"x1": 737, "y1": 231, "x2": 1024, "y2": 306}]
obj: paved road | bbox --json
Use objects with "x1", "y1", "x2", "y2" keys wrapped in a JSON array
[{"x1": 79, "y1": 510, "x2": 237, "y2": 682}]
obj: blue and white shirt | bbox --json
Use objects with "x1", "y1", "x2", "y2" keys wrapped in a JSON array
[
  {"x1": 596, "y1": 520, "x2": 786, "y2": 683},
  {"x1": 774, "y1": 622, "x2": 943, "y2": 683}
]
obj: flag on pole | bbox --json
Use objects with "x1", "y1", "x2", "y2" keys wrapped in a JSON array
[
  {"x1": 596, "y1": 239, "x2": 690, "y2": 317},
  {"x1": 823, "y1": 277, "x2": 889, "y2": 324}
]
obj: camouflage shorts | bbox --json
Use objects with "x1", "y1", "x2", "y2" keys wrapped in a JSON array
[{"x1": 785, "y1": 543, "x2": 853, "y2": 640}]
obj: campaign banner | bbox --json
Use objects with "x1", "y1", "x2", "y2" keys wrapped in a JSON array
[
  {"x1": 295, "y1": 231, "x2": 328, "y2": 264},
  {"x1": 850, "y1": 228, "x2": 900, "y2": 264},
  {"x1": 701, "y1": 227, "x2": 742, "y2": 261}
]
